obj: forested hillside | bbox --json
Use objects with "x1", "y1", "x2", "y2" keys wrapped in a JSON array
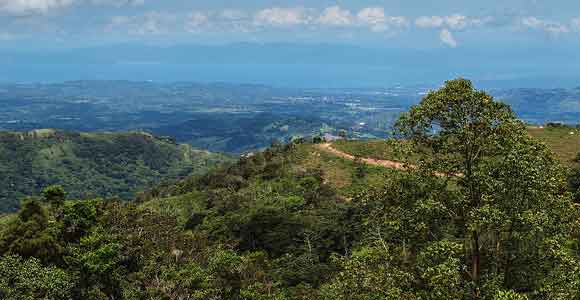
[
  {"x1": 0, "y1": 129, "x2": 231, "y2": 212},
  {"x1": 1, "y1": 79, "x2": 579, "y2": 299}
]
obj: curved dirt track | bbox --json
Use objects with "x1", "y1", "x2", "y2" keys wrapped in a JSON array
[
  {"x1": 316, "y1": 143, "x2": 413, "y2": 171},
  {"x1": 316, "y1": 143, "x2": 453, "y2": 177}
]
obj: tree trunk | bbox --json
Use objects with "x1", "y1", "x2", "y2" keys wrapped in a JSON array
[
  {"x1": 472, "y1": 230, "x2": 481, "y2": 300},
  {"x1": 503, "y1": 224, "x2": 514, "y2": 287}
]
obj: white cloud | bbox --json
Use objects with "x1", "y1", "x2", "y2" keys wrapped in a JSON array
[
  {"x1": 89, "y1": 0, "x2": 144, "y2": 7},
  {"x1": 185, "y1": 12, "x2": 209, "y2": 32},
  {"x1": 0, "y1": 0, "x2": 74, "y2": 15},
  {"x1": 415, "y1": 15, "x2": 492, "y2": 30},
  {"x1": 445, "y1": 15, "x2": 469, "y2": 30},
  {"x1": 545, "y1": 23, "x2": 569, "y2": 35},
  {"x1": 92, "y1": 7, "x2": 580, "y2": 43},
  {"x1": 0, "y1": 0, "x2": 144, "y2": 15},
  {"x1": 106, "y1": 11, "x2": 174, "y2": 35},
  {"x1": 254, "y1": 7, "x2": 311, "y2": 26},
  {"x1": 439, "y1": 28, "x2": 457, "y2": 48},
  {"x1": 415, "y1": 16, "x2": 444, "y2": 28},
  {"x1": 220, "y1": 9, "x2": 248, "y2": 21},
  {"x1": 217, "y1": 10, "x2": 254, "y2": 33},
  {"x1": 357, "y1": 7, "x2": 408, "y2": 32},
  {"x1": 521, "y1": 17, "x2": 569, "y2": 35},
  {"x1": 138, "y1": 17, "x2": 162, "y2": 34},
  {"x1": 521, "y1": 16, "x2": 543, "y2": 28},
  {"x1": 317, "y1": 6, "x2": 353, "y2": 26},
  {"x1": 357, "y1": 7, "x2": 386, "y2": 31},
  {"x1": 572, "y1": 17, "x2": 580, "y2": 31},
  {"x1": 389, "y1": 16, "x2": 409, "y2": 28}
]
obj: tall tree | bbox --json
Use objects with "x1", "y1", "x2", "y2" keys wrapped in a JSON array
[
  {"x1": 0, "y1": 199, "x2": 63, "y2": 264},
  {"x1": 42, "y1": 185, "x2": 67, "y2": 208},
  {"x1": 395, "y1": 78, "x2": 574, "y2": 298}
]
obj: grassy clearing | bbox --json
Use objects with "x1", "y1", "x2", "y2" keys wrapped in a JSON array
[
  {"x1": 290, "y1": 144, "x2": 353, "y2": 189},
  {"x1": 528, "y1": 126, "x2": 580, "y2": 166},
  {"x1": 293, "y1": 144, "x2": 397, "y2": 197},
  {"x1": 330, "y1": 139, "x2": 423, "y2": 164},
  {"x1": 332, "y1": 140, "x2": 398, "y2": 161},
  {"x1": 329, "y1": 126, "x2": 580, "y2": 168}
]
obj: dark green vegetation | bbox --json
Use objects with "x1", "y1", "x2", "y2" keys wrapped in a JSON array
[
  {"x1": 1, "y1": 81, "x2": 578, "y2": 153},
  {"x1": 0, "y1": 129, "x2": 231, "y2": 212},
  {"x1": 570, "y1": 153, "x2": 580, "y2": 202},
  {"x1": 1, "y1": 79, "x2": 579, "y2": 299}
]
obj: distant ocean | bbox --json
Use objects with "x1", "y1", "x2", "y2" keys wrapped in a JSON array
[
  {"x1": 1, "y1": 63, "x2": 578, "y2": 89},
  {"x1": 0, "y1": 63, "x2": 410, "y2": 88}
]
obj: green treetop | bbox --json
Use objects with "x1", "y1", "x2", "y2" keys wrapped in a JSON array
[{"x1": 394, "y1": 78, "x2": 576, "y2": 299}]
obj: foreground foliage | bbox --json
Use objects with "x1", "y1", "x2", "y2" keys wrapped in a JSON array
[{"x1": 0, "y1": 79, "x2": 578, "y2": 299}]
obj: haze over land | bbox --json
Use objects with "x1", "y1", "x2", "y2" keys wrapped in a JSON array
[{"x1": 1, "y1": 81, "x2": 578, "y2": 154}]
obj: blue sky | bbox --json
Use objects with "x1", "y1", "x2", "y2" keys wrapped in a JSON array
[
  {"x1": 1, "y1": 0, "x2": 580, "y2": 87},
  {"x1": 1, "y1": 0, "x2": 580, "y2": 49}
]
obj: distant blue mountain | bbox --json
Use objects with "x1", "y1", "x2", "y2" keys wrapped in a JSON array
[{"x1": 1, "y1": 43, "x2": 579, "y2": 88}]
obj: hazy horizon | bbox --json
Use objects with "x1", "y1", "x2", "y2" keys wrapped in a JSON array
[{"x1": 1, "y1": 1, "x2": 580, "y2": 88}]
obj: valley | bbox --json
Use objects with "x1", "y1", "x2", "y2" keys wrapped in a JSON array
[{"x1": 1, "y1": 81, "x2": 578, "y2": 154}]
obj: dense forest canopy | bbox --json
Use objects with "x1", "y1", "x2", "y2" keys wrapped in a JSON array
[
  {"x1": 0, "y1": 79, "x2": 579, "y2": 299},
  {"x1": 0, "y1": 130, "x2": 231, "y2": 212}
]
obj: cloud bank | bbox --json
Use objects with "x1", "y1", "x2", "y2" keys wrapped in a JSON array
[
  {"x1": 439, "y1": 28, "x2": 457, "y2": 48},
  {"x1": 0, "y1": 0, "x2": 74, "y2": 15},
  {"x1": 3, "y1": 3, "x2": 580, "y2": 48}
]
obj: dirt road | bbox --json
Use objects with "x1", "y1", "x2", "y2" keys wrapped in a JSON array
[
  {"x1": 317, "y1": 143, "x2": 413, "y2": 171},
  {"x1": 316, "y1": 143, "x2": 454, "y2": 177}
]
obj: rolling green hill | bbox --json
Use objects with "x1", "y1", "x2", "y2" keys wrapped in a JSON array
[{"x1": 0, "y1": 129, "x2": 232, "y2": 212}]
